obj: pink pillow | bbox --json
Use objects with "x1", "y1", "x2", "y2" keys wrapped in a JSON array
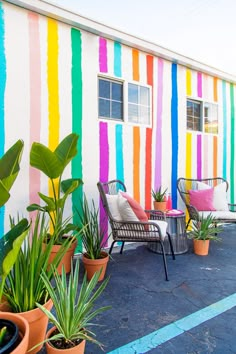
[
  {"x1": 119, "y1": 191, "x2": 148, "y2": 222},
  {"x1": 189, "y1": 188, "x2": 216, "y2": 211}
]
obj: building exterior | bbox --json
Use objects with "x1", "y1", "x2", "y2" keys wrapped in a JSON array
[{"x1": 1, "y1": 0, "x2": 236, "y2": 239}]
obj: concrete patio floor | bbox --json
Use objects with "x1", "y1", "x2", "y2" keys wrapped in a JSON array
[{"x1": 40, "y1": 224, "x2": 236, "y2": 353}]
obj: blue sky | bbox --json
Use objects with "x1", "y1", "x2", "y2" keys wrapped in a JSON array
[{"x1": 51, "y1": 0, "x2": 236, "y2": 75}]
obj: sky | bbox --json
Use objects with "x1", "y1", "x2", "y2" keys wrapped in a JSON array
[{"x1": 51, "y1": 0, "x2": 236, "y2": 75}]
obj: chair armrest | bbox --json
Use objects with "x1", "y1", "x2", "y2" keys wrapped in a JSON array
[
  {"x1": 187, "y1": 204, "x2": 200, "y2": 221},
  {"x1": 228, "y1": 203, "x2": 236, "y2": 212}
]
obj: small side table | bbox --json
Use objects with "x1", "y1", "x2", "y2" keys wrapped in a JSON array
[{"x1": 148, "y1": 210, "x2": 188, "y2": 255}]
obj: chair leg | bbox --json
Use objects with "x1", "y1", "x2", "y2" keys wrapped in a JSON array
[
  {"x1": 120, "y1": 241, "x2": 125, "y2": 254},
  {"x1": 159, "y1": 241, "x2": 169, "y2": 281},
  {"x1": 109, "y1": 241, "x2": 116, "y2": 254},
  {"x1": 167, "y1": 232, "x2": 175, "y2": 260}
]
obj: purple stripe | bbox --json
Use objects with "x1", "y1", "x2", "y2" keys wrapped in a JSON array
[
  {"x1": 99, "y1": 37, "x2": 108, "y2": 73},
  {"x1": 197, "y1": 72, "x2": 202, "y2": 98},
  {"x1": 99, "y1": 122, "x2": 109, "y2": 245},
  {"x1": 197, "y1": 134, "x2": 202, "y2": 179},
  {"x1": 154, "y1": 58, "x2": 163, "y2": 188}
]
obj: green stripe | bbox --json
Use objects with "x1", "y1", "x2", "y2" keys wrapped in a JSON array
[
  {"x1": 71, "y1": 28, "x2": 83, "y2": 252},
  {"x1": 230, "y1": 83, "x2": 234, "y2": 203}
]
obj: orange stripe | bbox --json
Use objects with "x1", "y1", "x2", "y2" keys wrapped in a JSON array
[
  {"x1": 213, "y1": 77, "x2": 218, "y2": 102},
  {"x1": 132, "y1": 49, "x2": 139, "y2": 81},
  {"x1": 213, "y1": 136, "x2": 218, "y2": 179},
  {"x1": 133, "y1": 127, "x2": 140, "y2": 202}
]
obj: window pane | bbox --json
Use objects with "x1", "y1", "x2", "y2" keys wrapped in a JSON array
[
  {"x1": 128, "y1": 103, "x2": 139, "y2": 123},
  {"x1": 99, "y1": 79, "x2": 110, "y2": 99},
  {"x1": 99, "y1": 98, "x2": 110, "y2": 118},
  {"x1": 112, "y1": 83, "x2": 122, "y2": 101},
  {"x1": 140, "y1": 106, "x2": 150, "y2": 124},
  {"x1": 112, "y1": 101, "x2": 123, "y2": 119},
  {"x1": 140, "y1": 86, "x2": 149, "y2": 106},
  {"x1": 128, "y1": 84, "x2": 138, "y2": 103}
]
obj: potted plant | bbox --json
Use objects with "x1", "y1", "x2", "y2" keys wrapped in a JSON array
[
  {"x1": 2, "y1": 213, "x2": 71, "y2": 354},
  {"x1": 152, "y1": 186, "x2": 168, "y2": 211},
  {"x1": 187, "y1": 213, "x2": 222, "y2": 256},
  {"x1": 27, "y1": 133, "x2": 83, "y2": 274},
  {"x1": 31, "y1": 259, "x2": 110, "y2": 353},
  {"x1": 76, "y1": 196, "x2": 109, "y2": 281}
]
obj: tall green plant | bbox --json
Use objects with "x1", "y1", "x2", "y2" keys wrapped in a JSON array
[
  {"x1": 27, "y1": 133, "x2": 83, "y2": 244},
  {"x1": 152, "y1": 186, "x2": 167, "y2": 202},
  {"x1": 32, "y1": 260, "x2": 110, "y2": 350},
  {"x1": 188, "y1": 213, "x2": 222, "y2": 241}
]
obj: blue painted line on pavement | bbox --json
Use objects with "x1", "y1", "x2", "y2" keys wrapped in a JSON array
[{"x1": 107, "y1": 293, "x2": 236, "y2": 354}]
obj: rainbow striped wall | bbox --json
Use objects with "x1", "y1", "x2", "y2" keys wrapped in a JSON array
[{"x1": 0, "y1": 1, "x2": 236, "y2": 244}]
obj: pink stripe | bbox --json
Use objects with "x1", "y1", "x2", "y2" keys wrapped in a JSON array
[
  {"x1": 203, "y1": 135, "x2": 208, "y2": 178},
  {"x1": 99, "y1": 122, "x2": 109, "y2": 245},
  {"x1": 197, "y1": 134, "x2": 202, "y2": 179},
  {"x1": 99, "y1": 37, "x2": 108, "y2": 73},
  {"x1": 197, "y1": 72, "x2": 202, "y2": 97},
  {"x1": 28, "y1": 13, "x2": 41, "y2": 206},
  {"x1": 154, "y1": 58, "x2": 163, "y2": 188}
]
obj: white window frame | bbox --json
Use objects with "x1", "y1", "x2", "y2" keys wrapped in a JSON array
[
  {"x1": 127, "y1": 81, "x2": 152, "y2": 127},
  {"x1": 186, "y1": 98, "x2": 218, "y2": 134}
]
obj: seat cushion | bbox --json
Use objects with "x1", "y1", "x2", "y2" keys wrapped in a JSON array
[
  {"x1": 199, "y1": 211, "x2": 236, "y2": 220},
  {"x1": 197, "y1": 181, "x2": 229, "y2": 211},
  {"x1": 119, "y1": 191, "x2": 148, "y2": 222},
  {"x1": 148, "y1": 220, "x2": 168, "y2": 241},
  {"x1": 189, "y1": 188, "x2": 215, "y2": 211}
]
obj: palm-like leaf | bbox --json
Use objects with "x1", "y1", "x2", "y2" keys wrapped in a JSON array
[
  {"x1": 188, "y1": 213, "x2": 222, "y2": 241},
  {"x1": 54, "y1": 133, "x2": 78, "y2": 167}
]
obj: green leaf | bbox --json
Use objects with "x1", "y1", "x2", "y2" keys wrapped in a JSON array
[
  {"x1": 38, "y1": 193, "x2": 56, "y2": 211},
  {"x1": 54, "y1": 133, "x2": 78, "y2": 168},
  {"x1": 61, "y1": 178, "x2": 83, "y2": 195},
  {"x1": 0, "y1": 181, "x2": 10, "y2": 207}
]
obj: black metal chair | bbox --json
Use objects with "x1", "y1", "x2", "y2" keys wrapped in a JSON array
[{"x1": 97, "y1": 179, "x2": 175, "y2": 281}]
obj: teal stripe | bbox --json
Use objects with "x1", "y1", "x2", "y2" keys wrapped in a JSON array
[
  {"x1": 0, "y1": 3, "x2": 6, "y2": 237},
  {"x1": 71, "y1": 28, "x2": 83, "y2": 251},
  {"x1": 115, "y1": 124, "x2": 124, "y2": 182},
  {"x1": 222, "y1": 81, "x2": 227, "y2": 179},
  {"x1": 108, "y1": 293, "x2": 236, "y2": 354},
  {"x1": 230, "y1": 84, "x2": 234, "y2": 203},
  {"x1": 114, "y1": 42, "x2": 121, "y2": 77}
]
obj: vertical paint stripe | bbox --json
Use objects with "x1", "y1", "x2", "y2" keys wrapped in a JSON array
[
  {"x1": 99, "y1": 122, "x2": 109, "y2": 244},
  {"x1": 145, "y1": 55, "x2": 153, "y2": 209},
  {"x1": 0, "y1": 3, "x2": 6, "y2": 236},
  {"x1": 197, "y1": 72, "x2": 202, "y2": 98},
  {"x1": 47, "y1": 19, "x2": 59, "y2": 150},
  {"x1": 114, "y1": 42, "x2": 121, "y2": 77},
  {"x1": 133, "y1": 127, "x2": 140, "y2": 202},
  {"x1": 230, "y1": 83, "x2": 235, "y2": 202},
  {"x1": 213, "y1": 136, "x2": 218, "y2": 177},
  {"x1": 186, "y1": 133, "x2": 192, "y2": 178},
  {"x1": 28, "y1": 13, "x2": 41, "y2": 207},
  {"x1": 204, "y1": 136, "x2": 208, "y2": 178},
  {"x1": 154, "y1": 58, "x2": 163, "y2": 189},
  {"x1": 213, "y1": 77, "x2": 218, "y2": 102},
  {"x1": 132, "y1": 49, "x2": 139, "y2": 81},
  {"x1": 222, "y1": 81, "x2": 227, "y2": 179},
  {"x1": 171, "y1": 63, "x2": 178, "y2": 209},
  {"x1": 115, "y1": 124, "x2": 124, "y2": 182},
  {"x1": 99, "y1": 37, "x2": 108, "y2": 73},
  {"x1": 71, "y1": 28, "x2": 83, "y2": 251},
  {"x1": 197, "y1": 134, "x2": 202, "y2": 179},
  {"x1": 186, "y1": 69, "x2": 192, "y2": 96}
]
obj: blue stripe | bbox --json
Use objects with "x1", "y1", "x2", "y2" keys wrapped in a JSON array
[
  {"x1": 171, "y1": 63, "x2": 178, "y2": 209},
  {"x1": 108, "y1": 293, "x2": 236, "y2": 354},
  {"x1": 0, "y1": 3, "x2": 6, "y2": 237},
  {"x1": 222, "y1": 80, "x2": 227, "y2": 179},
  {"x1": 115, "y1": 124, "x2": 124, "y2": 183},
  {"x1": 114, "y1": 42, "x2": 121, "y2": 77}
]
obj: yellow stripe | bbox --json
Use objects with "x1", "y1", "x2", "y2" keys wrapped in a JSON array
[
  {"x1": 186, "y1": 133, "x2": 192, "y2": 178},
  {"x1": 186, "y1": 69, "x2": 192, "y2": 96},
  {"x1": 47, "y1": 19, "x2": 59, "y2": 150}
]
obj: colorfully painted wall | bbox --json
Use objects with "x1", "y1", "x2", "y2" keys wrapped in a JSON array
[{"x1": 0, "y1": 1, "x2": 235, "y2": 245}]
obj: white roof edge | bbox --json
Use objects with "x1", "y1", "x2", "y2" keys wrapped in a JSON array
[{"x1": 5, "y1": 0, "x2": 236, "y2": 83}]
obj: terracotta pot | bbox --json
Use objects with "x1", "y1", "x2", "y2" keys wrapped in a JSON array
[
  {"x1": 0, "y1": 296, "x2": 12, "y2": 312},
  {"x1": 82, "y1": 251, "x2": 109, "y2": 281},
  {"x1": 18, "y1": 298, "x2": 53, "y2": 354},
  {"x1": 0, "y1": 312, "x2": 29, "y2": 354},
  {"x1": 153, "y1": 201, "x2": 167, "y2": 212},
  {"x1": 193, "y1": 239, "x2": 210, "y2": 256},
  {"x1": 45, "y1": 326, "x2": 86, "y2": 353},
  {"x1": 43, "y1": 239, "x2": 77, "y2": 275}
]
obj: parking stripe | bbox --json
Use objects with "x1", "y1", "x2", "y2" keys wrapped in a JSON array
[{"x1": 108, "y1": 293, "x2": 236, "y2": 354}]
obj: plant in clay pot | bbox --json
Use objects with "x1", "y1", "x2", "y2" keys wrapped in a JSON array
[
  {"x1": 187, "y1": 213, "x2": 222, "y2": 256},
  {"x1": 76, "y1": 195, "x2": 110, "y2": 281},
  {"x1": 31, "y1": 259, "x2": 110, "y2": 353},
  {"x1": 152, "y1": 186, "x2": 168, "y2": 211},
  {"x1": 27, "y1": 133, "x2": 83, "y2": 273}
]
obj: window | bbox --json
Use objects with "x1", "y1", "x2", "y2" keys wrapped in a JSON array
[
  {"x1": 128, "y1": 83, "x2": 150, "y2": 125},
  {"x1": 98, "y1": 78, "x2": 123, "y2": 120},
  {"x1": 187, "y1": 99, "x2": 218, "y2": 134}
]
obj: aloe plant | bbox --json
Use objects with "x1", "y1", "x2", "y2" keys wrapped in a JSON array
[
  {"x1": 152, "y1": 186, "x2": 168, "y2": 202},
  {"x1": 188, "y1": 213, "x2": 222, "y2": 241},
  {"x1": 27, "y1": 133, "x2": 83, "y2": 244}
]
